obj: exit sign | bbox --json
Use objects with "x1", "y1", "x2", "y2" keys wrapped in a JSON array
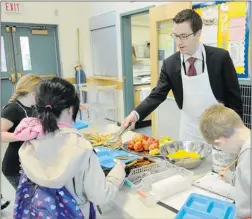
[{"x1": 4, "y1": 2, "x2": 21, "y2": 13}]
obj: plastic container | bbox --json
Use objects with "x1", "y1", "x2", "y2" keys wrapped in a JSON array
[
  {"x1": 175, "y1": 193, "x2": 236, "y2": 219},
  {"x1": 126, "y1": 160, "x2": 174, "y2": 188},
  {"x1": 127, "y1": 165, "x2": 193, "y2": 208},
  {"x1": 212, "y1": 146, "x2": 237, "y2": 173},
  {"x1": 139, "y1": 166, "x2": 193, "y2": 200},
  {"x1": 151, "y1": 174, "x2": 185, "y2": 200},
  {"x1": 72, "y1": 121, "x2": 89, "y2": 130},
  {"x1": 95, "y1": 146, "x2": 139, "y2": 169}
]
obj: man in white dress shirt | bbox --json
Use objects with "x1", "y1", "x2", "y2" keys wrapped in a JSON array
[{"x1": 122, "y1": 9, "x2": 242, "y2": 141}]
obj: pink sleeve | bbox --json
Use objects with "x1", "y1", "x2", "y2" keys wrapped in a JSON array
[{"x1": 14, "y1": 118, "x2": 44, "y2": 141}]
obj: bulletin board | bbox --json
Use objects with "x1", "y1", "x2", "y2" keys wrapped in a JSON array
[{"x1": 193, "y1": 1, "x2": 251, "y2": 79}]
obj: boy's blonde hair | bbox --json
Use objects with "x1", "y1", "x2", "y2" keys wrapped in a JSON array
[
  {"x1": 200, "y1": 103, "x2": 244, "y2": 144},
  {"x1": 9, "y1": 74, "x2": 41, "y2": 103}
]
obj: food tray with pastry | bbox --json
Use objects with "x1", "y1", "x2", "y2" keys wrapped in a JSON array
[
  {"x1": 122, "y1": 133, "x2": 174, "y2": 156},
  {"x1": 102, "y1": 156, "x2": 157, "y2": 177},
  {"x1": 94, "y1": 146, "x2": 140, "y2": 169},
  {"x1": 125, "y1": 157, "x2": 156, "y2": 175},
  {"x1": 85, "y1": 132, "x2": 122, "y2": 149}
]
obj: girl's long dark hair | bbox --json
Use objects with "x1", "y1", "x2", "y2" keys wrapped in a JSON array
[{"x1": 36, "y1": 77, "x2": 80, "y2": 134}]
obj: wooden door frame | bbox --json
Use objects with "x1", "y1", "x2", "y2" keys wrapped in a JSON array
[
  {"x1": 149, "y1": 2, "x2": 192, "y2": 137},
  {"x1": 120, "y1": 6, "x2": 154, "y2": 118}
]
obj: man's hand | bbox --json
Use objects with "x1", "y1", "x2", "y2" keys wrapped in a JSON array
[
  {"x1": 79, "y1": 103, "x2": 87, "y2": 110},
  {"x1": 121, "y1": 111, "x2": 137, "y2": 128}
]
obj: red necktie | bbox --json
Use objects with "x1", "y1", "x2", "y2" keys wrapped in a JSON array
[{"x1": 187, "y1": 57, "x2": 197, "y2": 77}]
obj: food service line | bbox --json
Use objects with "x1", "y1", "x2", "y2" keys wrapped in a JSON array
[{"x1": 84, "y1": 124, "x2": 220, "y2": 219}]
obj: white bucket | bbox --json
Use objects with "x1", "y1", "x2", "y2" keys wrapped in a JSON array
[{"x1": 212, "y1": 145, "x2": 237, "y2": 173}]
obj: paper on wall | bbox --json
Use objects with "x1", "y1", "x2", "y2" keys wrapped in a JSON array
[
  {"x1": 200, "y1": 25, "x2": 218, "y2": 45},
  {"x1": 239, "y1": 42, "x2": 245, "y2": 64},
  {"x1": 229, "y1": 40, "x2": 245, "y2": 67},
  {"x1": 229, "y1": 17, "x2": 246, "y2": 42},
  {"x1": 229, "y1": 41, "x2": 239, "y2": 64},
  {"x1": 230, "y1": 26, "x2": 245, "y2": 41},
  {"x1": 200, "y1": 5, "x2": 218, "y2": 46},
  {"x1": 230, "y1": 17, "x2": 246, "y2": 28},
  {"x1": 201, "y1": 5, "x2": 218, "y2": 25}
]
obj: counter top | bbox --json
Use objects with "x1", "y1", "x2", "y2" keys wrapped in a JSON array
[
  {"x1": 133, "y1": 82, "x2": 151, "y2": 86},
  {"x1": 112, "y1": 187, "x2": 176, "y2": 219},
  {"x1": 110, "y1": 157, "x2": 212, "y2": 219},
  {"x1": 93, "y1": 124, "x2": 213, "y2": 219}
]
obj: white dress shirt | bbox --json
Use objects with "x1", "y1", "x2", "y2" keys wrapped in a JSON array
[{"x1": 182, "y1": 44, "x2": 204, "y2": 75}]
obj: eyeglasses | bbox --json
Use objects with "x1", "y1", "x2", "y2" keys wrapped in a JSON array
[{"x1": 171, "y1": 32, "x2": 194, "y2": 41}]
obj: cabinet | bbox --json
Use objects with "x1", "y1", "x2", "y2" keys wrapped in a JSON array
[{"x1": 90, "y1": 12, "x2": 118, "y2": 77}]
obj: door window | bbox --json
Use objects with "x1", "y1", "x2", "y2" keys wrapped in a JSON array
[
  {"x1": 20, "y1": 36, "x2": 32, "y2": 71},
  {"x1": 1, "y1": 36, "x2": 7, "y2": 72}
]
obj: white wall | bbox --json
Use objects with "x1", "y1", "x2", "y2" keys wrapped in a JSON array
[
  {"x1": 85, "y1": 2, "x2": 165, "y2": 79},
  {"x1": 131, "y1": 25, "x2": 150, "y2": 46},
  {"x1": 83, "y1": 2, "x2": 167, "y2": 122},
  {"x1": 1, "y1": 2, "x2": 91, "y2": 78}
]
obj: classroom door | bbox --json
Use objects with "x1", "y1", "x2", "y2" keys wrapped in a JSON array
[
  {"x1": 1, "y1": 24, "x2": 60, "y2": 106},
  {"x1": 149, "y1": 2, "x2": 192, "y2": 137},
  {"x1": 1, "y1": 25, "x2": 16, "y2": 106}
]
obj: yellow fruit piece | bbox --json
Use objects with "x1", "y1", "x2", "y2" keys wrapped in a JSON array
[
  {"x1": 149, "y1": 148, "x2": 160, "y2": 156},
  {"x1": 159, "y1": 139, "x2": 174, "y2": 147},
  {"x1": 167, "y1": 150, "x2": 200, "y2": 159},
  {"x1": 160, "y1": 136, "x2": 174, "y2": 142}
]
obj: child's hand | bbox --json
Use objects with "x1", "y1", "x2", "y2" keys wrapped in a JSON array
[
  {"x1": 114, "y1": 159, "x2": 126, "y2": 169},
  {"x1": 219, "y1": 168, "x2": 235, "y2": 185},
  {"x1": 107, "y1": 160, "x2": 126, "y2": 189},
  {"x1": 219, "y1": 168, "x2": 228, "y2": 179}
]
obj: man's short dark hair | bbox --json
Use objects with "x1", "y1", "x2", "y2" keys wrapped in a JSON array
[{"x1": 173, "y1": 9, "x2": 203, "y2": 33}]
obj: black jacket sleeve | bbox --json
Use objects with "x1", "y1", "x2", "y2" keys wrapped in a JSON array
[
  {"x1": 135, "y1": 61, "x2": 172, "y2": 121},
  {"x1": 222, "y1": 51, "x2": 243, "y2": 118}
]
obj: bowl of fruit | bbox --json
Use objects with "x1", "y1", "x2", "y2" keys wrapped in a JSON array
[{"x1": 122, "y1": 134, "x2": 174, "y2": 156}]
